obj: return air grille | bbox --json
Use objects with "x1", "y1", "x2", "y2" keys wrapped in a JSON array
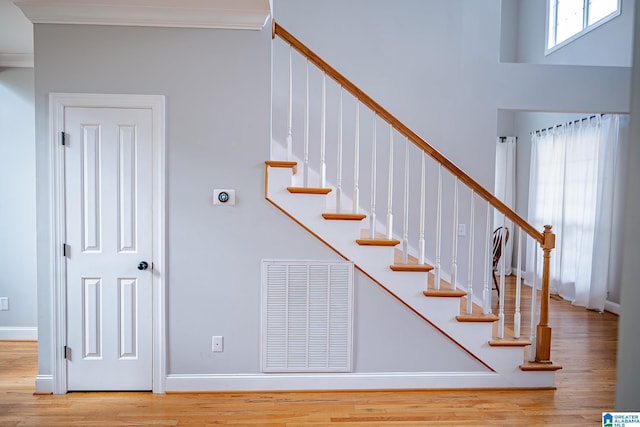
[{"x1": 261, "y1": 260, "x2": 354, "y2": 373}]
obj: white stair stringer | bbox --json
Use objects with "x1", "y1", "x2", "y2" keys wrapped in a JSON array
[{"x1": 266, "y1": 165, "x2": 557, "y2": 388}]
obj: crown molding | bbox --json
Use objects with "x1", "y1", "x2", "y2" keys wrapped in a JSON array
[
  {"x1": 0, "y1": 53, "x2": 34, "y2": 67},
  {"x1": 14, "y1": 0, "x2": 271, "y2": 30}
]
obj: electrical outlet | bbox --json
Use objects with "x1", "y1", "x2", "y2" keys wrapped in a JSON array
[
  {"x1": 0, "y1": 297, "x2": 8, "y2": 311},
  {"x1": 458, "y1": 224, "x2": 466, "y2": 236},
  {"x1": 212, "y1": 336, "x2": 224, "y2": 352}
]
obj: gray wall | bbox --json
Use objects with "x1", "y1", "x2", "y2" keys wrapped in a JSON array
[
  {"x1": 615, "y1": 0, "x2": 640, "y2": 410},
  {"x1": 33, "y1": 23, "x2": 483, "y2": 379},
  {"x1": 501, "y1": 0, "x2": 635, "y2": 66},
  {"x1": 0, "y1": 67, "x2": 37, "y2": 333}
]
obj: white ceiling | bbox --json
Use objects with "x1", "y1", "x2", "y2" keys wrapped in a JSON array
[{"x1": 0, "y1": 0, "x2": 271, "y2": 68}]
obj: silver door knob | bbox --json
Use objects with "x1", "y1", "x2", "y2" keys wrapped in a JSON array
[{"x1": 137, "y1": 261, "x2": 149, "y2": 271}]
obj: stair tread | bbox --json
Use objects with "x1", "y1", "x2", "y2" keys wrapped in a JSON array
[
  {"x1": 489, "y1": 338, "x2": 532, "y2": 347},
  {"x1": 391, "y1": 264, "x2": 434, "y2": 272},
  {"x1": 423, "y1": 289, "x2": 467, "y2": 297},
  {"x1": 456, "y1": 313, "x2": 499, "y2": 322},
  {"x1": 287, "y1": 187, "x2": 332, "y2": 194},
  {"x1": 356, "y1": 238, "x2": 400, "y2": 247},
  {"x1": 519, "y1": 362, "x2": 563, "y2": 371},
  {"x1": 265, "y1": 160, "x2": 298, "y2": 174},
  {"x1": 322, "y1": 213, "x2": 367, "y2": 220}
]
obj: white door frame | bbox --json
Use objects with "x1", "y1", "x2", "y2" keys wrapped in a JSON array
[{"x1": 48, "y1": 93, "x2": 166, "y2": 394}]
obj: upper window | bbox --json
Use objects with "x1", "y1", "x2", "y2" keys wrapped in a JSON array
[{"x1": 547, "y1": 0, "x2": 621, "y2": 53}]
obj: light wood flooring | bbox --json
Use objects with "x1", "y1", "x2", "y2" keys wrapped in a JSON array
[{"x1": 0, "y1": 276, "x2": 618, "y2": 426}]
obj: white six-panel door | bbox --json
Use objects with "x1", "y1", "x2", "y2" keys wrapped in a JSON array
[{"x1": 64, "y1": 107, "x2": 153, "y2": 390}]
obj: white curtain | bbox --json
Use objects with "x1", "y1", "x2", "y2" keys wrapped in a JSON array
[
  {"x1": 494, "y1": 136, "x2": 516, "y2": 275},
  {"x1": 526, "y1": 115, "x2": 628, "y2": 311}
]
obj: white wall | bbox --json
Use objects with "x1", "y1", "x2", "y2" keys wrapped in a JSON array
[
  {"x1": 0, "y1": 67, "x2": 37, "y2": 338},
  {"x1": 615, "y1": 0, "x2": 640, "y2": 410},
  {"x1": 508, "y1": 0, "x2": 634, "y2": 66},
  {"x1": 32, "y1": 22, "x2": 483, "y2": 382}
]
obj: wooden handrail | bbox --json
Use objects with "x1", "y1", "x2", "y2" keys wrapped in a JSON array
[{"x1": 274, "y1": 21, "x2": 544, "y2": 245}]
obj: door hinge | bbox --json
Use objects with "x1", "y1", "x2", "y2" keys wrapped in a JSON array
[
  {"x1": 60, "y1": 131, "x2": 66, "y2": 146},
  {"x1": 64, "y1": 345, "x2": 71, "y2": 360},
  {"x1": 62, "y1": 243, "x2": 68, "y2": 257}
]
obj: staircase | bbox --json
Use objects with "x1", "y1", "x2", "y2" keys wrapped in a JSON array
[{"x1": 266, "y1": 22, "x2": 561, "y2": 388}]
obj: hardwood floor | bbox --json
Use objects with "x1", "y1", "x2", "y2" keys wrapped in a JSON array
[{"x1": 0, "y1": 277, "x2": 618, "y2": 426}]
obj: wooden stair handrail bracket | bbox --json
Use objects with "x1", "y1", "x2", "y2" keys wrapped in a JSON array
[{"x1": 535, "y1": 225, "x2": 555, "y2": 363}]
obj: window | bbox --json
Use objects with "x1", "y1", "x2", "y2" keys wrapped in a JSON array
[{"x1": 547, "y1": 0, "x2": 620, "y2": 52}]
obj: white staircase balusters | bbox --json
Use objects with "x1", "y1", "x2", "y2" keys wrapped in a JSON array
[
  {"x1": 434, "y1": 164, "x2": 442, "y2": 290},
  {"x1": 386, "y1": 125, "x2": 394, "y2": 240},
  {"x1": 483, "y1": 202, "x2": 492, "y2": 314},
  {"x1": 320, "y1": 74, "x2": 327, "y2": 188},
  {"x1": 529, "y1": 247, "x2": 539, "y2": 361},
  {"x1": 497, "y1": 213, "x2": 506, "y2": 338},
  {"x1": 370, "y1": 116, "x2": 377, "y2": 239},
  {"x1": 466, "y1": 191, "x2": 475, "y2": 315},
  {"x1": 402, "y1": 138, "x2": 410, "y2": 264},
  {"x1": 336, "y1": 88, "x2": 343, "y2": 213},
  {"x1": 303, "y1": 59, "x2": 309, "y2": 187},
  {"x1": 418, "y1": 152, "x2": 426, "y2": 266},
  {"x1": 497, "y1": 215, "x2": 507, "y2": 338},
  {"x1": 450, "y1": 177, "x2": 459, "y2": 289},
  {"x1": 286, "y1": 46, "x2": 293, "y2": 162},
  {"x1": 514, "y1": 227, "x2": 523, "y2": 339},
  {"x1": 353, "y1": 101, "x2": 360, "y2": 214}
]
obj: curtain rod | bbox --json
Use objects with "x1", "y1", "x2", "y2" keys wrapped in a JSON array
[
  {"x1": 498, "y1": 136, "x2": 517, "y2": 142},
  {"x1": 530, "y1": 113, "x2": 605, "y2": 135}
]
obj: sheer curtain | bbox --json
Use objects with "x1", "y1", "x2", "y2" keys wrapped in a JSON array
[
  {"x1": 494, "y1": 136, "x2": 516, "y2": 275},
  {"x1": 526, "y1": 114, "x2": 628, "y2": 311}
]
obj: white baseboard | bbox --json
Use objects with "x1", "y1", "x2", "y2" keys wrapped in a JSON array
[
  {"x1": 166, "y1": 372, "x2": 524, "y2": 392},
  {"x1": 35, "y1": 375, "x2": 53, "y2": 394},
  {"x1": 0, "y1": 327, "x2": 38, "y2": 340},
  {"x1": 604, "y1": 300, "x2": 620, "y2": 315}
]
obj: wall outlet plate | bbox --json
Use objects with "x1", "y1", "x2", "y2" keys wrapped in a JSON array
[
  {"x1": 212, "y1": 336, "x2": 224, "y2": 352},
  {"x1": 213, "y1": 189, "x2": 235, "y2": 206},
  {"x1": 0, "y1": 297, "x2": 9, "y2": 311}
]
